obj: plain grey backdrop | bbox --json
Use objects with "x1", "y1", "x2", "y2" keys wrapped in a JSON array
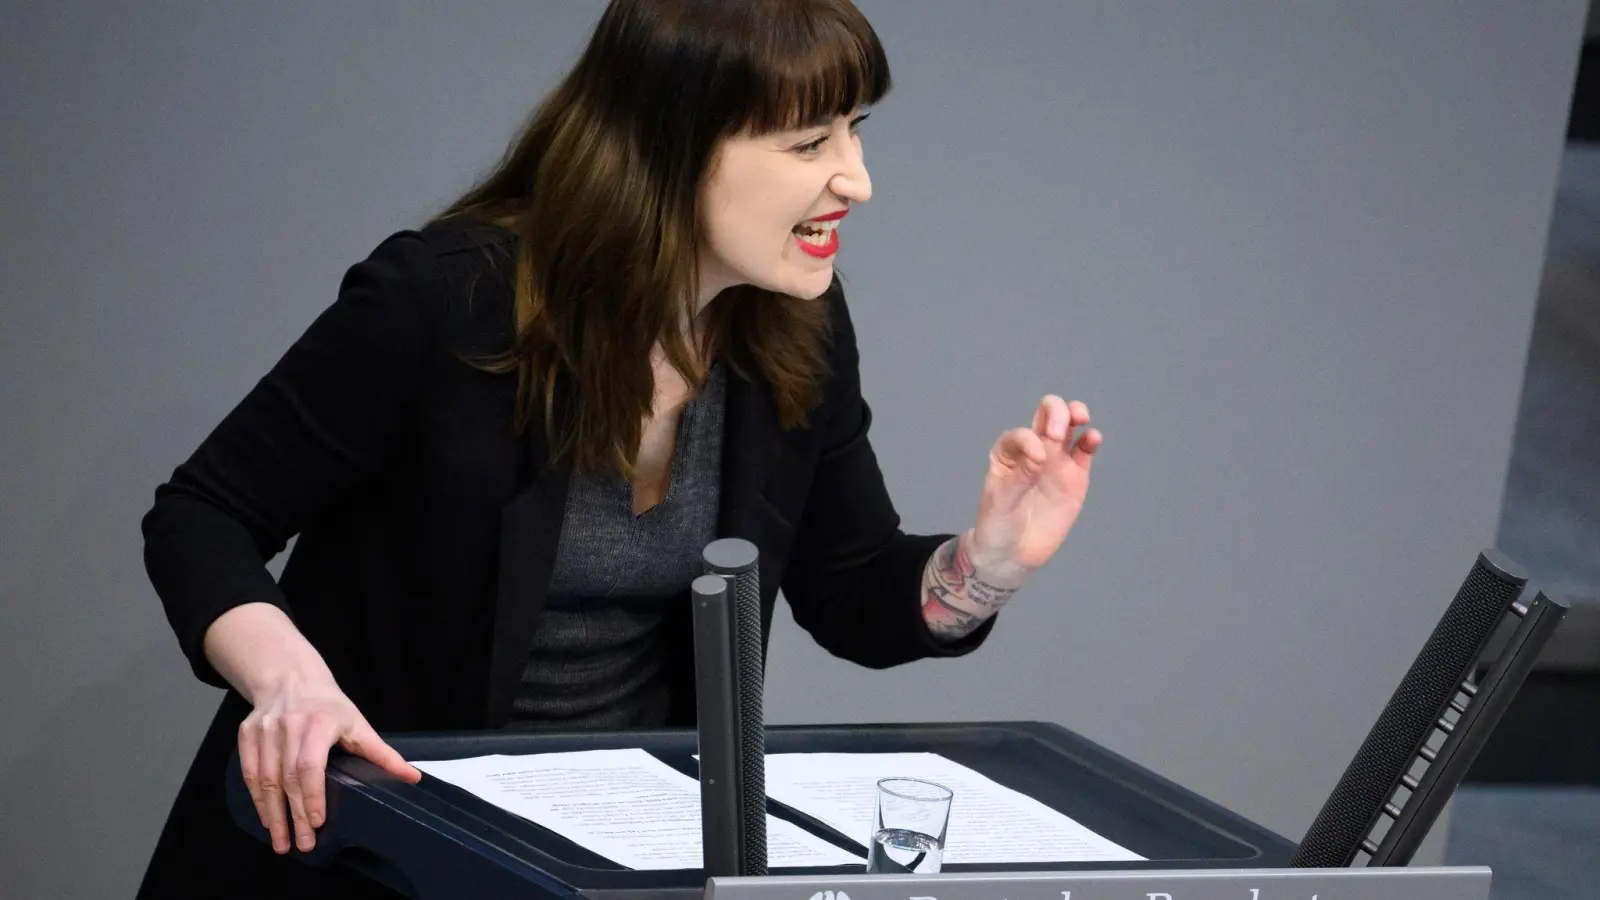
[{"x1": 0, "y1": 2, "x2": 1586, "y2": 897}]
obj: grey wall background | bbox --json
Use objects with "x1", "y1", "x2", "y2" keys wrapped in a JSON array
[{"x1": 0, "y1": 2, "x2": 1585, "y2": 897}]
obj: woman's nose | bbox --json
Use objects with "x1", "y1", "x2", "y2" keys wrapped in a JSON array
[{"x1": 830, "y1": 141, "x2": 872, "y2": 204}]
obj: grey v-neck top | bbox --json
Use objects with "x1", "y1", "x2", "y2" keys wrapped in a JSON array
[{"x1": 507, "y1": 362, "x2": 726, "y2": 729}]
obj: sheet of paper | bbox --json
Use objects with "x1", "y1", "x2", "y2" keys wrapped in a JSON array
[
  {"x1": 761, "y1": 752, "x2": 1144, "y2": 864},
  {"x1": 413, "y1": 748, "x2": 861, "y2": 870}
]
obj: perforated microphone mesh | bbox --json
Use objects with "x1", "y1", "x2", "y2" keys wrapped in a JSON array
[
  {"x1": 1289, "y1": 552, "x2": 1525, "y2": 867},
  {"x1": 731, "y1": 563, "x2": 767, "y2": 875}
]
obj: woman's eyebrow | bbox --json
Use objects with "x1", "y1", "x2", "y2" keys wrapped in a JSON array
[{"x1": 796, "y1": 109, "x2": 864, "y2": 130}]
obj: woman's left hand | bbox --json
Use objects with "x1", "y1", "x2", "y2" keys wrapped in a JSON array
[{"x1": 967, "y1": 395, "x2": 1102, "y2": 578}]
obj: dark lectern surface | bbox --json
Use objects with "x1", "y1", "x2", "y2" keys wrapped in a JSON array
[{"x1": 225, "y1": 721, "x2": 1296, "y2": 900}]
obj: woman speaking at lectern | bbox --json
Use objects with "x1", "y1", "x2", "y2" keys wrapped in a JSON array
[{"x1": 137, "y1": 0, "x2": 1101, "y2": 896}]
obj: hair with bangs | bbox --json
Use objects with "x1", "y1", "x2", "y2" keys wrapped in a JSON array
[{"x1": 436, "y1": 0, "x2": 891, "y2": 479}]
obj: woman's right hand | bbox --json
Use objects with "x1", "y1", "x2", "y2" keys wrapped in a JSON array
[{"x1": 237, "y1": 674, "x2": 422, "y2": 854}]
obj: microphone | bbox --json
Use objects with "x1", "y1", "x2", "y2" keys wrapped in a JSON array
[
  {"x1": 693, "y1": 538, "x2": 768, "y2": 877},
  {"x1": 1289, "y1": 549, "x2": 1530, "y2": 867}
]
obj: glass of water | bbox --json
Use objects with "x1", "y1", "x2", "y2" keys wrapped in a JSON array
[{"x1": 865, "y1": 777, "x2": 953, "y2": 874}]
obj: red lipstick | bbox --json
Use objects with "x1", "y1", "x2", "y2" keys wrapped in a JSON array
[
  {"x1": 793, "y1": 208, "x2": 847, "y2": 258},
  {"x1": 794, "y1": 228, "x2": 839, "y2": 258}
]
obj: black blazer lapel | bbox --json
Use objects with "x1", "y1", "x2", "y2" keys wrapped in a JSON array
[
  {"x1": 717, "y1": 363, "x2": 795, "y2": 592},
  {"x1": 483, "y1": 387, "x2": 572, "y2": 727}
]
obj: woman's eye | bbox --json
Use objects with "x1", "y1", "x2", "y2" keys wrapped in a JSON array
[{"x1": 797, "y1": 114, "x2": 866, "y2": 155}]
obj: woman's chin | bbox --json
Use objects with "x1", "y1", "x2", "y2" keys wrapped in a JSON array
[{"x1": 778, "y1": 265, "x2": 836, "y2": 300}]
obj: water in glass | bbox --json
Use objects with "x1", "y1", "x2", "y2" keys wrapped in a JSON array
[{"x1": 867, "y1": 827, "x2": 944, "y2": 874}]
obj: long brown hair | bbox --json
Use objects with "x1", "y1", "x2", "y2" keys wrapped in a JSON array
[{"x1": 436, "y1": 0, "x2": 892, "y2": 479}]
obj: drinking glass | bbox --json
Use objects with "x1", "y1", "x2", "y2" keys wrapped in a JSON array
[{"x1": 864, "y1": 777, "x2": 952, "y2": 874}]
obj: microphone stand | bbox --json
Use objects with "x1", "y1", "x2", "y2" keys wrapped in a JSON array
[{"x1": 692, "y1": 538, "x2": 768, "y2": 877}]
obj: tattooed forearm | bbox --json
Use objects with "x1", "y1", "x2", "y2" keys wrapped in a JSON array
[{"x1": 920, "y1": 531, "x2": 1026, "y2": 641}]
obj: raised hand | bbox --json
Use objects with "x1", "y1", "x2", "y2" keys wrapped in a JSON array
[
  {"x1": 967, "y1": 395, "x2": 1101, "y2": 576},
  {"x1": 920, "y1": 395, "x2": 1102, "y2": 641}
]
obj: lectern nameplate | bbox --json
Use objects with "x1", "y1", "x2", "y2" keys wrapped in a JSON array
[{"x1": 703, "y1": 866, "x2": 1491, "y2": 900}]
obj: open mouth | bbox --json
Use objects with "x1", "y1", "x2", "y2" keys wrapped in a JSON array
[
  {"x1": 792, "y1": 218, "x2": 841, "y2": 257},
  {"x1": 791, "y1": 220, "x2": 839, "y2": 246}
]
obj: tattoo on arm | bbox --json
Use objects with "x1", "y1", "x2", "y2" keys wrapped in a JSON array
[
  {"x1": 924, "y1": 584, "x2": 981, "y2": 635},
  {"x1": 920, "y1": 533, "x2": 1023, "y2": 640}
]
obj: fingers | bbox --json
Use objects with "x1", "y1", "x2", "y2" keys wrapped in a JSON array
[
  {"x1": 280, "y1": 714, "x2": 319, "y2": 853},
  {"x1": 1070, "y1": 426, "x2": 1103, "y2": 470},
  {"x1": 1032, "y1": 395, "x2": 1088, "y2": 439},
  {"x1": 988, "y1": 426, "x2": 1048, "y2": 510},
  {"x1": 1067, "y1": 399, "x2": 1090, "y2": 430},
  {"x1": 239, "y1": 686, "x2": 405, "y2": 857},
  {"x1": 237, "y1": 719, "x2": 277, "y2": 851},
  {"x1": 341, "y1": 723, "x2": 423, "y2": 784},
  {"x1": 992, "y1": 426, "x2": 1047, "y2": 473},
  {"x1": 1023, "y1": 394, "x2": 1100, "y2": 485},
  {"x1": 1033, "y1": 396, "x2": 1095, "y2": 462},
  {"x1": 297, "y1": 715, "x2": 341, "y2": 837},
  {"x1": 254, "y1": 715, "x2": 292, "y2": 854}
]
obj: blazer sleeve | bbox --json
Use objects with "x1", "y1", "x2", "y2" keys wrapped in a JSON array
[
  {"x1": 141, "y1": 232, "x2": 445, "y2": 688},
  {"x1": 780, "y1": 280, "x2": 996, "y2": 668}
]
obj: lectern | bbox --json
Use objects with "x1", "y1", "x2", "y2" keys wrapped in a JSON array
[{"x1": 224, "y1": 547, "x2": 1560, "y2": 900}]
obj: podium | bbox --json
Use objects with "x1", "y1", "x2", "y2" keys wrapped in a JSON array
[
  {"x1": 223, "y1": 720, "x2": 1485, "y2": 900},
  {"x1": 223, "y1": 547, "x2": 1554, "y2": 900}
]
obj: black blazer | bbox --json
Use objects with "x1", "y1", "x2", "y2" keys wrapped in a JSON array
[{"x1": 135, "y1": 220, "x2": 993, "y2": 898}]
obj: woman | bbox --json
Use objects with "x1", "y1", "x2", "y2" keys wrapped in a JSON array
[{"x1": 137, "y1": 0, "x2": 1101, "y2": 896}]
